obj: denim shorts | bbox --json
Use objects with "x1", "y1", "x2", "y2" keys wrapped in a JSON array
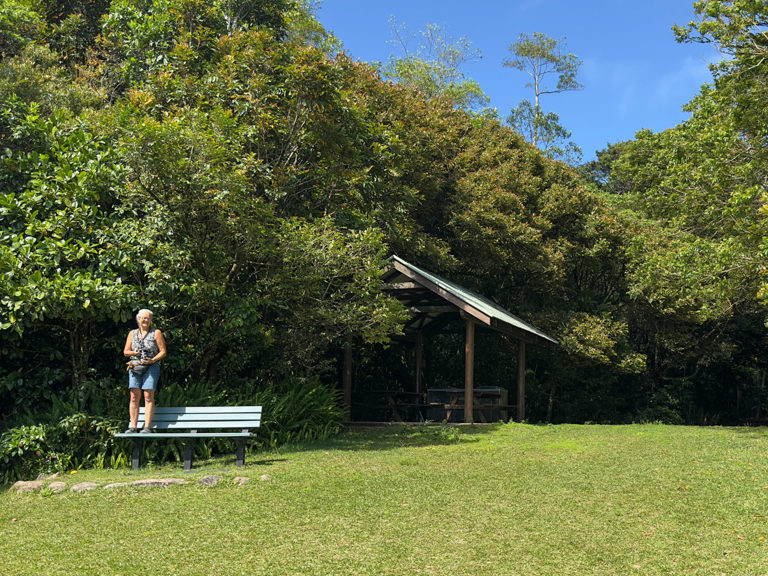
[{"x1": 128, "y1": 362, "x2": 160, "y2": 391}]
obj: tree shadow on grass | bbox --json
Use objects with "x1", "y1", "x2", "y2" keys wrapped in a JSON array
[
  {"x1": 721, "y1": 425, "x2": 768, "y2": 439},
  {"x1": 252, "y1": 458, "x2": 289, "y2": 466},
  {"x1": 304, "y1": 422, "x2": 506, "y2": 452}
]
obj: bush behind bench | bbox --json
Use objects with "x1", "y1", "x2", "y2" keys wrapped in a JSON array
[{"x1": 1, "y1": 375, "x2": 343, "y2": 483}]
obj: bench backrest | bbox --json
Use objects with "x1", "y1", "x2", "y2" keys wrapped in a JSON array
[{"x1": 136, "y1": 406, "x2": 262, "y2": 430}]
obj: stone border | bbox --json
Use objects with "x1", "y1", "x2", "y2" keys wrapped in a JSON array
[{"x1": 9, "y1": 473, "x2": 267, "y2": 494}]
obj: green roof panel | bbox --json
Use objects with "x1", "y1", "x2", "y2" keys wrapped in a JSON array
[{"x1": 387, "y1": 255, "x2": 558, "y2": 346}]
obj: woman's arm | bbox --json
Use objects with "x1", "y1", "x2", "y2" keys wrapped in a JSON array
[{"x1": 123, "y1": 331, "x2": 137, "y2": 357}]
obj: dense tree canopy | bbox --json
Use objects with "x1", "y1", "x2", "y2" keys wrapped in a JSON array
[
  {"x1": 601, "y1": 0, "x2": 768, "y2": 422},
  {"x1": 0, "y1": 0, "x2": 766, "y2": 433}
]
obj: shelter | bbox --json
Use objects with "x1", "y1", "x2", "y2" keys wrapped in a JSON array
[{"x1": 342, "y1": 255, "x2": 558, "y2": 423}]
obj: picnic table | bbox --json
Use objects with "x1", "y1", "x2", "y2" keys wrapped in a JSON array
[{"x1": 427, "y1": 387, "x2": 511, "y2": 423}]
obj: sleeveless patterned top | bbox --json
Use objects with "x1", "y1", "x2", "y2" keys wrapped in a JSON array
[{"x1": 131, "y1": 327, "x2": 160, "y2": 364}]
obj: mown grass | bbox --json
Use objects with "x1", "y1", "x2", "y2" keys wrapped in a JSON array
[{"x1": 2, "y1": 423, "x2": 768, "y2": 575}]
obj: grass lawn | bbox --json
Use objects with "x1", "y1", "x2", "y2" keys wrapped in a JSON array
[{"x1": 2, "y1": 423, "x2": 768, "y2": 575}]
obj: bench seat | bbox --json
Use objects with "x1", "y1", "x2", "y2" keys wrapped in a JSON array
[
  {"x1": 125, "y1": 432, "x2": 252, "y2": 439},
  {"x1": 114, "y1": 406, "x2": 262, "y2": 470}
]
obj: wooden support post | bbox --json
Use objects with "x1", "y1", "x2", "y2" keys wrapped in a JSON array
[
  {"x1": 517, "y1": 341, "x2": 526, "y2": 422},
  {"x1": 464, "y1": 318, "x2": 475, "y2": 423},
  {"x1": 343, "y1": 343, "x2": 353, "y2": 422},
  {"x1": 414, "y1": 331, "x2": 424, "y2": 399}
]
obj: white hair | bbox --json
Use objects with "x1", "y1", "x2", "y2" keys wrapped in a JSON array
[{"x1": 135, "y1": 309, "x2": 153, "y2": 323}]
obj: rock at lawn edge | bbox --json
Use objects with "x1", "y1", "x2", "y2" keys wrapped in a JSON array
[
  {"x1": 232, "y1": 476, "x2": 250, "y2": 485},
  {"x1": 130, "y1": 478, "x2": 188, "y2": 488},
  {"x1": 198, "y1": 475, "x2": 222, "y2": 487},
  {"x1": 71, "y1": 482, "x2": 99, "y2": 492},
  {"x1": 48, "y1": 481, "x2": 67, "y2": 493},
  {"x1": 11, "y1": 481, "x2": 44, "y2": 494}
]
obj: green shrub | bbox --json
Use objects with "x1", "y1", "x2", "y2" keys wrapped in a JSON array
[
  {"x1": 254, "y1": 375, "x2": 344, "y2": 448},
  {"x1": 0, "y1": 424, "x2": 59, "y2": 483},
  {"x1": 0, "y1": 413, "x2": 123, "y2": 483},
  {"x1": 2, "y1": 375, "x2": 344, "y2": 480},
  {"x1": 54, "y1": 413, "x2": 122, "y2": 469}
]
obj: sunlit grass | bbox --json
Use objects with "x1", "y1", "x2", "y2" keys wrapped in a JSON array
[{"x1": 2, "y1": 423, "x2": 768, "y2": 575}]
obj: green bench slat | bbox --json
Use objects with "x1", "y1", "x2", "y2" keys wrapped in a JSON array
[
  {"x1": 150, "y1": 406, "x2": 262, "y2": 415},
  {"x1": 135, "y1": 406, "x2": 261, "y2": 429},
  {"x1": 114, "y1": 406, "x2": 262, "y2": 429},
  {"x1": 146, "y1": 414, "x2": 261, "y2": 422},
  {"x1": 133, "y1": 421, "x2": 260, "y2": 429},
  {"x1": 141, "y1": 410, "x2": 261, "y2": 418},
  {"x1": 150, "y1": 412, "x2": 261, "y2": 418}
]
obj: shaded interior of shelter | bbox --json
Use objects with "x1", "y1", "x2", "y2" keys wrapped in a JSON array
[{"x1": 341, "y1": 256, "x2": 558, "y2": 424}]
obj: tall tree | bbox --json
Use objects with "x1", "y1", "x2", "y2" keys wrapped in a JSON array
[
  {"x1": 504, "y1": 32, "x2": 583, "y2": 163},
  {"x1": 384, "y1": 19, "x2": 489, "y2": 112}
]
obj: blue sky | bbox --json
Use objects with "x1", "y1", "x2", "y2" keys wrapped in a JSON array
[{"x1": 315, "y1": 0, "x2": 721, "y2": 162}]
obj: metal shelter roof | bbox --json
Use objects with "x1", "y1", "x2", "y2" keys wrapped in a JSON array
[{"x1": 382, "y1": 255, "x2": 558, "y2": 347}]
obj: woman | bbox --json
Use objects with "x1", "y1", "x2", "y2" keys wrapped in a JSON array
[{"x1": 123, "y1": 309, "x2": 167, "y2": 433}]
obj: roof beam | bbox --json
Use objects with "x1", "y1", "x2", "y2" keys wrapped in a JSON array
[
  {"x1": 382, "y1": 282, "x2": 421, "y2": 291},
  {"x1": 408, "y1": 305, "x2": 456, "y2": 314},
  {"x1": 392, "y1": 261, "x2": 494, "y2": 326}
]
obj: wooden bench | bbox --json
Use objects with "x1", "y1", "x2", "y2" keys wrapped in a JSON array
[{"x1": 113, "y1": 406, "x2": 262, "y2": 471}]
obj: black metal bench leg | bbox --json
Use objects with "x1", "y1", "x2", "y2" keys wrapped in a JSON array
[
  {"x1": 131, "y1": 440, "x2": 141, "y2": 470},
  {"x1": 236, "y1": 439, "x2": 245, "y2": 467},
  {"x1": 183, "y1": 439, "x2": 195, "y2": 471}
]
